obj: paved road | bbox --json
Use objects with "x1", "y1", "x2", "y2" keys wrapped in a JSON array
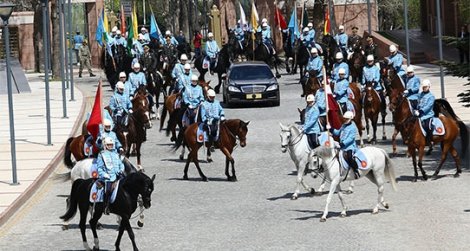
[{"x1": 0, "y1": 68, "x2": 469, "y2": 251}]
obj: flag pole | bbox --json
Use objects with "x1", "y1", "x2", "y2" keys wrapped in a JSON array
[{"x1": 322, "y1": 64, "x2": 332, "y2": 147}]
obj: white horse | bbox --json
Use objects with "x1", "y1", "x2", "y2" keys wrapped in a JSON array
[
  {"x1": 308, "y1": 146, "x2": 398, "y2": 222},
  {"x1": 56, "y1": 157, "x2": 145, "y2": 229},
  {"x1": 279, "y1": 123, "x2": 354, "y2": 200}
]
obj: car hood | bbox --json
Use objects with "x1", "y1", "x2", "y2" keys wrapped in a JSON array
[{"x1": 230, "y1": 78, "x2": 277, "y2": 86}]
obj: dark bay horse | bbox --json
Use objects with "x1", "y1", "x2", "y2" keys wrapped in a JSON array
[
  {"x1": 228, "y1": 29, "x2": 247, "y2": 62},
  {"x1": 348, "y1": 43, "x2": 365, "y2": 83},
  {"x1": 60, "y1": 172, "x2": 155, "y2": 251},
  {"x1": 194, "y1": 44, "x2": 231, "y2": 94},
  {"x1": 246, "y1": 32, "x2": 282, "y2": 78},
  {"x1": 293, "y1": 42, "x2": 310, "y2": 79},
  {"x1": 388, "y1": 89, "x2": 468, "y2": 181},
  {"x1": 102, "y1": 44, "x2": 133, "y2": 90},
  {"x1": 363, "y1": 82, "x2": 387, "y2": 144},
  {"x1": 321, "y1": 34, "x2": 341, "y2": 76},
  {"x1": 282, "y1": 31, "x2": 295, "y2": 73},
  {"x1": 174, "y1": 119, "x2": 249, "y2": 181}
]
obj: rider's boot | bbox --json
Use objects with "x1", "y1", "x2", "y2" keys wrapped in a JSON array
[{"x1": 103, "y1": 190, "x2": 110, "y2": 215}]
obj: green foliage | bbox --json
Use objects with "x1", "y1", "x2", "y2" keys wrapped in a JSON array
[
  {"x1": 377, "y1": 0, "x2": 421, "y2": 30},
  {"x1": 459, "y1": 0, "x2": 470, "y2": 24}
]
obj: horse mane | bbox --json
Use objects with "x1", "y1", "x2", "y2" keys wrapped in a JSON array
[{"x1": 314, "y1": 146, "x2": 333, "y2": 158}]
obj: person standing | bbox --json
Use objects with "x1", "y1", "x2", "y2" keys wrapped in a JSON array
[
  {"x1": 458, "y1": 25, "x2": 469, "y2": 63},
  {"x1": 78, "y1": 40, "x2": 96, "y2": 78},
  {"x1": 73, "y1": 30, "x2": 84, "y2": 64},
  {"x1": 193, "y1": 31, "x2": 203, "y2": 60}
]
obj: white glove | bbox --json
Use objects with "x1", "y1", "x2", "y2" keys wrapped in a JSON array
[
  {"x1": 326, "y1": 124, "x2": 331, "y2": 130},
  {"x1": 103, "y1": 173, "x2": 110, "y2": 179},
  {"x1": 334, "y1": 142, "x2": 341, "y2": 149},
  {"x1": 414, "y1": 110, "x2": 420, "y2": 116},
  {"x1": 129, "y1": 109, "x2": 133, "y2": 114},
  {"x1": 220, "y1": 116, "x2": 226, "y2": 121},
  {"x1": 129, "y1": 96, "x2": 134, "y2": 101},
  {"x1": 188, "y1": 105, "x2": 194, "y2": 109},
  {"x1": 403, "y1": 90, "x2": 409, "y2": 95}
]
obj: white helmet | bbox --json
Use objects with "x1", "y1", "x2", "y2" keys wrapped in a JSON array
[
  {"x1": 165, "y1": 30, "x2": 171, "y2": 36},
  {"x1": 103, "y1": 119, "x2": 112, "y2": 127},
  {"x1": 133, "y1": 62, "x2": 141, "y2": 69},
  {"x1": 138, "y1": 34, "x2": 144, "y2": 40},
  {"x1": 104, "y1": 137, "x2": 115, "y2": 149},
  {"x1": 343, "y1": 111, "x2": 354, "y2": 120},
  {"x1": 406, "y1": 65, "x2": 414, "y2": 73},
  {"x1": 119, "y1": 71, "x2": 126, "y2": 78},
  {"x1": 389, "y1": 44, "x2": 397, "y2": 53},
  {"x1": 262, "y1": 22, "x2": 268, "y2": 28},
  {"x1": 335, "y1": 52, "x2": 343, "y2": 60},
  {"x1": 306, "y1": 94, "x2": 315, "y2": 102},
  {"x1": 307, "y1": 22, "x2": 313, "y2": 28},
  {"x1": 366, "y1": 55, "x2": 374, "y2": 61},
  {"x1": 338, "y1": 68, "x2": 346, "y2": 74},
  {"x1": 207, "y1": 89, "x2": 216, "y2": 97},
  {"x1": 310, "y1": 48, "x2": 318, "y2": 54},
  {"x1": 339, "y1": 25, "x2": 345, "y2": 30},
  {"x1": 422, "y1": 79, "x2": 431, "y2": 87},
  {"x1": 191, "y1": 74, "x2": 199, "y2": 82},
  {"x1": 184, "y1": 63, "x2": 191, "y2": 70},
  {"x1": 112, "y1": 26, "x2": 118, "y2": 32},
  {"x1": 141, "y1": 27, "x2": 147, "y2": 32},
  {"x1": 116, "y1": 81, "x2": 125, "y2": 90},
  {"x1": 262, "y1": 18, "x2": 268, "y2": 23},
  {"x1": 237, "y1": 19, "x2": 241, "y2": 24},
  {"x1": 208, "y1": 32, "x2": 214, "y2": 37},
  {"x1": 117, "y1": 30, "x2": 122, "y2": 35},
  {"x1": 180, "y1": 54, "x2": 188, "y2": 61},
  {"x1": 303, "y1": 27, "x2": 309, "y2": 32}
]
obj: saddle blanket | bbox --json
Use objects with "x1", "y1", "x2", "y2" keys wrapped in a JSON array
[
  {"x1": 89, "y1": 180, "x2": 120, "y2": 203},
  {"x1": 347, "y1": 87, "x2": 355, "y2": 100},
  {"x1": 418, "y1": 117, "x2": 445, "y2": 136},
  {"x1": 196, "y1": 123, "x2": 219, "y2": 143},
  {"x1": 174, "y1": 96, "x2": 182, "y2": 110},
  {"x1": 339, "y1": 149, "x2": 371, "y2": 171},
  {"x1": 84, "y1": 136, "x2": 94, "y2": 157},
  {"x1": 202, "y1": 57, "x2": 210, "y2": 69},
  {"x1": 318, "y1": 132, "x2": 335, "y2": 148},
  {"x1": 90, "y1": 160, "x2": 99, "y2": 179}
]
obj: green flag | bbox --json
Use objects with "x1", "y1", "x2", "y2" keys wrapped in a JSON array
[
  {"x1": 127, "y1": 16, "x2": 134, "y2": 55},
  {"x1": 302, "y1": 6, "x2": 309, "y2": 28}
]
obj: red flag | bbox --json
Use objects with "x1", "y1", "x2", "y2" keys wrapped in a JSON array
[
  {"x1": 120, "y1": 5, "x2": 126, "y2": 35},
  {"x1": 327, "y1": 94, "x2": 342, "y2": 130},
  {"x1": 324, "y1": 6, "x2": 330, "y2": 35},
  {"x1": 275, "y1": 8, "x2": 287, "y2": 30},
  {"x1": 87, "y1": 82, "x2": 103, "y2": 140}
]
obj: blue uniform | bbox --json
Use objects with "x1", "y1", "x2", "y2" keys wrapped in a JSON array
[
  {"x1": 169, "y1": 36, "x2": 179, "y2": 46},
  {"x1": 308, "y1": 29, "x2": 316, "y2": 41},
  {"x1": 257, "y1": 25, "x2": 271, "y2": 33},
  {"x1": 301, "y1": 32, "x2": 314, "y2": 47},
  {"x1": 361, "y1": 65, "x2": 381, "y2": 90},
  {"x1": 261, "y1": 28, "x2": 272, "y2": 45},
  {"x1": 132, "y1": 41, "x2": 144, "y2": 57},
  {"x1": 332, "y1": 62, "x2": 350, "y2": 82},
  {"x1": 334, "y1": 78, "x2": 349, "y2": 104},
  {"x1": 96, "y1": 150, "x2": 124, "y2": 182},
  {"x1": 128, "y1": 72, "x2": 147, "y2": 94},
  {"x1": 109, "y1": 92, "x2": 133, "y2": 115},
  {"x1": 73, "y1": 35, "x2": 84, "y2": 50},
  {"x1": 172, "y1": 63, "x2": 192, "y2": 80},
  {"x1": 332, "y1": 122, "x2": 358, "y2": 151},
  {"x1": 141, "y1": 33, "x2": 150, "y2": 44},
  {"x1": 404, "y1": 75, "x2": 420, "y2": 101},
  {"x1": 97, "y1": 131, "x2": 123, "y2": 152},
  {"x1": 417, "y1": 91, "x2": 435, "y2": 120},
  {"x1": 113, "y1": 36, "x2": 127, "y2": 47},
  {"x1": 201, "y1": 100, "x2": 225, "y2": 124},
  {"x1": 183, "y1": 84, "x2": 204, "y2": 108},
  {"x1": 388, "y1": 53, "x2": 405, "y2": 76},
  {"x1": 121, "y1": 80, "x2": 133, "y2": 97},
  {"x1": 176, "y1": 73, "x2": 191, "y2": 92},
  {"x1": 315, "y1": 89, "x2": 326, "y2": 116},
  {"x1": 334, "y1": 32, "x2": 348, "y2": 51},
  {"x1": 303, "y1": 105, "x2": 321, "y2": 134},
  {"x1": 205, "y1": 40, "x2": 220, "y2": 58},
  {"x1": 235, "y1": 27, "x2": 245, "y2": 42},
  {"x1": 306, "y1": 56, "x2": 323, "y2": 78}
]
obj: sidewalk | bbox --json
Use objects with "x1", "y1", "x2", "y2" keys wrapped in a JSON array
[{"x1": 0, "y1": 74, "x2": 84, "y2": 227}]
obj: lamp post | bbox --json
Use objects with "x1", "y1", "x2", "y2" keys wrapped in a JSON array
[
  {"x1": 58, "y1": 0, "x2": 67, "y2": 118},
  {"x1": 42, "y1": 0, "x2": 52, "y2": 146},
  {"x1": 0, "y1": 2, "x2": 19, "y2": 185},
  {"x1": 403, "y1": 0, "x2": 411, "y2": 65},
  {"x1": 436, "y1": 0, "x2": 445, "y2": 99}
]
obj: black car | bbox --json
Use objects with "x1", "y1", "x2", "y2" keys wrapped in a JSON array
[{"x1": 223, "y1": 61, "x2": 280, "y2": 107}]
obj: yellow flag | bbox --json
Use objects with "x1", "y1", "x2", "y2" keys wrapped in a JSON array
[
  {"x1": 103, "y1": 10, "x2": 109, "y2": 33},
  {"x1": 132, "y1": 3, "x2": 138, "y2": 39},
  {"x1": 251, "y1": 2, "x2": 259, "y2": 32}
]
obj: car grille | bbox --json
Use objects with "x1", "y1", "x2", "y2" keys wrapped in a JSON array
[{"x1": 241, "y1": 85, "x2": 266, "y2": 93}]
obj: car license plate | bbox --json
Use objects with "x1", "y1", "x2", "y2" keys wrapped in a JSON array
[{"x1": 246, "y1": 93, "x2": 262, "y2": 99}]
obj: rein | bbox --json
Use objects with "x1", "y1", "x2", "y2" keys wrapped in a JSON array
[
  {"x1": 222, "y1": 122, "x2": 242, "y2": 145},
  {"x1": 311, "y1": 149, "x2": 341, "y2": 184},
  {"x1": 281, "y1": 129, "x2": 304, "y2": 148}
]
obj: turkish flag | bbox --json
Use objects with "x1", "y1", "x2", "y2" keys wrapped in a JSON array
[
  {"x1": 327, "y1": 94, "x2": 342, "y2": 130},
  {"x1": 275, "y1": 8, "x2": 287, "y2": 30},
  {"x1": 324, "y1": 7, "x2": 330, "y2": 35},
  {"x1": 120, "y1": 4, "x2": 126, "y2": 35},
  {"x1": 87, "y1": 81, "x2": 103, "y2": 140}
]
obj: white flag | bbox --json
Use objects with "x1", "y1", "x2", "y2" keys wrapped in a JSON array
[{"x1": 239, "y1": 2, "x2": 247, "y2": 29}]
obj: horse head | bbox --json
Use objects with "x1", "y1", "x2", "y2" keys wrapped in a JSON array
[
  {"x1": 364, "y1": 81, "x2": 376, "y2": 103},
  {"x1": 132, "y1": 93, "x2": 152, "y2": 129},
  {"x1": 226, "y1": 119, "x2": 249, "y2": 148},
  {"x1": 388, "y1": 88, "x2": 405, "y2": 114},
  {"x1": 199, "y1": 80, "x2": 212, "y2": 98},
  {"x1": 279, "y1": 123, "x2": 292, "y2": 153},
  {"x1": 126, "y1": 172, "x2": 156, "y2": 209}
]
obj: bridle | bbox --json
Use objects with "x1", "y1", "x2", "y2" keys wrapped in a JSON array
[
  {"x1": 310, "y1": 149, "x2": 341, "y2": 183},
  {"x1": 280, "y1": 128, "x2": 304, "y2": 149}
]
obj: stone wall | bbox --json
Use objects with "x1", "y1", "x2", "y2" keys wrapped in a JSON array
[{"x1": 8, "y1": 12, "x2": 35, "y2": 71}]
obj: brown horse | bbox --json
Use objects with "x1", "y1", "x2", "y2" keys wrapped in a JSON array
[
  {"x1": 174, "y1": 119, "x2": 249, "y2": 181},
  {"x1": 303, "y1": 71, "x2": 323, "y2": 97},
  {"x1": 388, "y1": 88, "x2": 468, "y2": 181},
  {"x1": 363, "y1": 81, "x2": 387, "y2": 144},
  {"x1": 348, "y1": 46, "x2": 365, "y2": 83}
]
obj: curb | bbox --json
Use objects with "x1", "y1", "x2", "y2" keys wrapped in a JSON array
[{"x1": 0, "y1": 85, "x2": 87, "y2": 228}]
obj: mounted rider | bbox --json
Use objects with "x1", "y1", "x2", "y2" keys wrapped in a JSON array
[
  {"x1": 175, "y1": 63, "x2": 192, "y2": 93},
  {"x1": 302, "y1": 94, "x2": 321, "y2": 149},
  {"x1": 112, "y1": 30, "x2": 127, "y2": 47},
  {"x1": 261, "y1": 22, "x2": 275, "y2": 55},
  {"x1": 117, "y1": 72, "x2": 133, "y2": 98},
  {"x1": 162, "y1": 30, "x2": 179, "y2": 46},
  {"x1": 97, "y1": 119, "x2": 124, "y2": 154},
  {"x1": 306, "y1": 48, "x2": 323, "y2": 83},
  {"x1": 362, "y1": 55, "x2": 386, "y2": 111},
  {"x1": 301, "y1": 27, "x2": 314, "y2": 49},
  {"x1": 107, "y1": 26, "x2": 118, "y2": 45},
  {"x1": 414, "y1": 79, "x2": 435, "y2": 146},
  {"x1": 140, "y1": 45, "x2": 157, "y2": 79},
  {"x1": 172, "y1": 54, "x2": 191, "y2": 83},
  {"x1": 364, "y1": 36, "x2": 378, "y2": 64},
  {"x1": 257, "y1": 18, "x2": 271, "y2": 33},
  {"x1": 331, "y1": 52, "x2": 350, "y2": 82},
  {"x1": 205, "y1": 32, "x2": 220, "y2": 75},
  {"x1": 334, "y1": 25, "x2": 348, "y2": 59},
  {"x1": 386, "y1": 44, "x2": 405, "y2": 78},
  {"x1": 403, "y1": 65, "x2": 421, "y2": 110},
  {"x1": 162, "y1": 36, "x2": 178, "y2": 66},
  {"x1": 96, "y1": 137, "x2": 125, "y2": 215},
  {"x1": 314, "y1": 82, "x2": 327, "y2": 130},
  {"x1": 139, "y1": 27, "x2": 151, "y2": 45},
  {"x1": 132, "y1": 34, "x2": 145, "y2": 59},
  {"x1": 333, "y1": 68, "x2": 350, "y2": 114},
  {"x1": 329, "y1": 111, "x2": 360, "y2": 179},
  {"x1": 235, "y1": 20, "x2": 245, "y2": 48},
  {"x1": 307, "y1": 22, "x2": 316, "y2": 41},
  {"x1": 110, "y1": 81, "x2": 133, "y2": 128},
  {"x1": 182, "y1": 75, "x2": 205, "y2": 126},
  {"x1": 128, "y1": 62, "x2": 147, "y2": 96},
  {"x1": 348, "y1": 26, "x2": 362, "y2": 52},
  {"x1": 201, "y1": 89, "x2": 225, "y2": 148}
]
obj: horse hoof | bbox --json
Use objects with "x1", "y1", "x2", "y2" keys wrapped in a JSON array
[
  {"x1": 179, "y1": 154, "x2": 184, "y2": 160},
  {"x1": 310, "y1": 188, "x2": 315, "y2": 195},
  {"x1": 137, "y1": 220, "x2": 144, "y2": 228},
  {"x1": 276, "y1": 74, "x2": 281, "y2": 78},
  {"x1": 183, "y1": 175, "x2": 189, "y2": 180},
  {"x1": 372, "y1": 208, "x2": 379, "y2": 214},
  {"x1": 422, "y1": 175, "x2": 428, "y2": 181},
  {"x1": 340, "y1": 212, "x2": 347, "y2": 218},
  {"x1": 412, "y1": 178, "x2": 418, "y2": 183},
  {"x1": 232, "y1": 176, "x2": 238, "y2": 182},
  {"x1": 291, "y1": 194, "x2": 298, "y2": 200},
  {"x1": 92, "y1": 247, "x2": 99, "y2": 251},
  {"x1": 454, "y1": 173, "x2": 460, "y2": 178},
  {"x1": 320, "y1": 217, "x2": 326, "y2": 222},
  {"x1": 214, "y1": 88, "x2": 220, "y2": 94},
  {"x1": 97, "y1": 222, "x2": 103, "y2": 230},
  {"x1": 170, "y1": 136, "x2": 176, "y2": 142},
  {"x1": 383, "y1": 203, "x2": 389, "y2": 209},
  {"x1": 61, "y1": 225, "x2": 69, "y2": 231},
  {"x1": 382, "y1": 136, "x2": 387, "y2": 140}
]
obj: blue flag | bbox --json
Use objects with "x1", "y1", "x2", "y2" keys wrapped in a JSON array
[
  {"x1": 95, "y1": 10, "x2": 104, "y2": 46},
  {"x1": 150, "y1": 12, "x2": 161, "y2": 40},
  {"x1": 288, "y1": 8, "x2": 299, "y2": 46}
]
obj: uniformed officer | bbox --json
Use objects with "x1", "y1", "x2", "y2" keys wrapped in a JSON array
[
  {"x1": 334, "y1": 25, "x2": 348, "y2": 59},
  {"x1": 414, "y1": 79, "x2": 435, "y2": 146},
  {"x1": 330, "y1": 111, "x2": 360, "y2": 178},
  {"x1": 201, "y1": 89, "x2": 225, "y2": 147},
  {"x1": 78, "y1": 40, "x2": 96, "y2": 78},
  {"x1": 403, "y1": 65, "x2": 421, "y2": 110},
  {"x1": 73, "y1": 30, "x2": 84, "y2": 64}
]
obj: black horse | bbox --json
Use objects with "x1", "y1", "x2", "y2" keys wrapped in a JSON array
[
  {"x1": 282, "y1": 30, "x2": 295, "y2": 74},
  {"x1": 60, "y1": 172, "x2": 156, "y2": 251},
  {"x1": 348, "y1": 40, "x2": 365, "y2": 83},
  {"x1": 294, "y1": 41, "x2": 310, "y2": 79},
  {"x1": 321, "y1": 34, "x2": 341, "y2": 77},
  {"x1": 102, "y1": 44, "x2": 134, "y2": 90},
  {"x1": 227, "y1": 29, "x2": 247, "y2": 62},
  {"x1": 176, "y1": 41, "x2": 192, "y2": 60},
  {"x1": 194, "y1": 44, "x2": 231, "y2": 94},
  {"x1": 246, "y1": 32, "x2": 282, "y2": 78}
]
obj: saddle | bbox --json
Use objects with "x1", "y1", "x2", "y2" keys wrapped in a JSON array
[
  {"x1": 337, "y1": 100, "x2": 355, "y2": 116},
  {"x1": 89, "y1": 180, "x2": 120, "y2": 203},
  {"x1": 338, "y1": 149, "x2": 370, "y2": 171},
  {"x1": 418, "y1": 117, "x2": 445, "y2": 136},
  {"x1": 196, "y1": 123, "x2": 220, "y2": 143},
  {"x1": 84, "y1": 135, "x2": 95, "y2": 157},
  {"x1": 182, "y1": 107, "x2": 199, "y2": 127}
]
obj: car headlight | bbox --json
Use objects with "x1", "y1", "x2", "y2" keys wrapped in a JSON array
[
  {"x1": 266, "y1": 84, "x2": 278, "y2": 91},
  {"x1": 228, "y1": 85, "x2": 241, "y2": 92}
]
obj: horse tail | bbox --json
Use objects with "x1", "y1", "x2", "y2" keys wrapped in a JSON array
[
  {"x1": 434, "y1": 99, "x2": 469, "y2": 156},
  {"x1": 173, "y1": 129, "x2": 185, "y2": 152},
  {"x1": 382, "y1": 149, "x2": 398, "y2": 191},
  {"x1": 458, "y1": 121, "x2": 469, "y2": 158},
  {"x1": 59, "y1": 179, "x2": 83, "y2": 221},
  {"x1": 64, "y1": 137, "x2": 75, "y2": 169},
  {"x1": 159, "y1": 99, "x2": 168, "y2": 132}
]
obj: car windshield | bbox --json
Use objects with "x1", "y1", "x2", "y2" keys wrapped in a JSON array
[{"x1": 230, "y1": 65, "x2": 274, "y2": 81}]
